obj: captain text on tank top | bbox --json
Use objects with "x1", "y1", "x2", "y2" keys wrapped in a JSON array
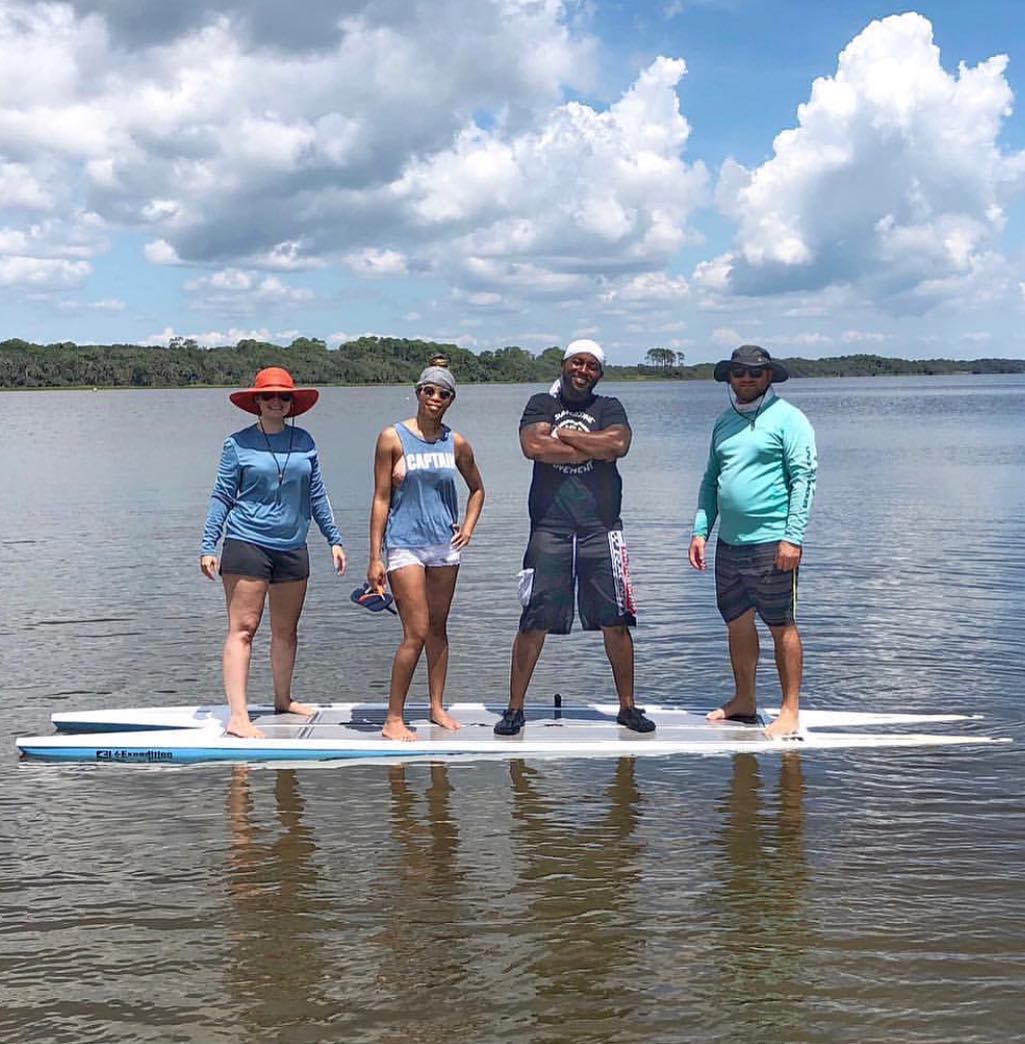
[{"x1": 385, "y1": 422, "x2": 460, "y2": 548}]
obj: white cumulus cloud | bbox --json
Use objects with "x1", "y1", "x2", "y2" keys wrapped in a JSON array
[
  {"x1": 0, "y1": 2, "x2": 712, "y2": 325},
  {"x1": 841, "y1": 329, "x2": 887, "y2": 343},
  {"x1": 143, "y1": 239, "x2": 181, "y2": 265},
  {"x1": 404, "y1": 57, "x2": 707, "y2": 296},
  {"x1": 344, "y1": 248, "x2": 408, "y2": 277},
  {"x1": 184, "y1": 268, "x2": 314, "y2": 314},
  {"x1": 601, "y1": 272, "x2": 690, "y2": 308},
  {"x1": 0, "y1": 255, "x2": 90, "y2": 288},
  {"x1": 705, "y1": 12, "x2": 1025, "y2": 313}
]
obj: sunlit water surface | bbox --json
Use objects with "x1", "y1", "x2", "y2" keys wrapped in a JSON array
[{"x1": 2, "y1": 376, "x2": 1023, "y2": 1042}]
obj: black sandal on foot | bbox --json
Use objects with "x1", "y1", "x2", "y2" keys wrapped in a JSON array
[
  {"x1": 616, "y1": 706, "x2": 656, "y2": 733},
  {"x1": 494, "y1": 708, "x2": 525, "y2": 736}
]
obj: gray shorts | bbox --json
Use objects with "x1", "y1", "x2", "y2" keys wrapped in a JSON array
[
  {"x1": 220, "y1": 539, "x2": 310, "y2": 584},
  {"x1": 714, "y1": 539, "x2": 798, "y2": 626}
]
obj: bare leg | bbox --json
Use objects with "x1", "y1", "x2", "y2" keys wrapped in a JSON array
[
  {"x1": 707, "y1": 608, "x2": 759, "y2": 722},
  {"x1": 601, "y1": 625, "x2": 635, "y2": 708},
  {"x1": 509, "y1": 629, "x2": 547, "y2": 711},
  {"x1": 764, "y1": 623, "x2": 803, "y2": 738},
  {"x1": 222, "y1": 575, "x2": 269, "y2": 738},
  {"x1": 267, "y1": 578, "x2": 312, "y2": 715},
  {"x1": 424, "y1": 565, "x2": 461, "y2": 729},
  {"x1": 383, "y1": 565, "x2": 429, "y2": 740}
]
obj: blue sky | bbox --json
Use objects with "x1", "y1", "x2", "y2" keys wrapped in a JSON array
[{"x1": 2, "y1": 0, "x2": 1024, "y2": 364}]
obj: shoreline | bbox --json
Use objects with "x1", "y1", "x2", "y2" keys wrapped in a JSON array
[{"x1": 2, "y1": 369, "x2": 1024, "y2": 393}]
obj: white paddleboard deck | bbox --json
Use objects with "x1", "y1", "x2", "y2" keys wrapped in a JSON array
[
  {"x1": 49, "y1": 701, "x2": 984, "y2": 734},
  {"x1": 18, "y1": 702, "x2": 1007, "y2": 764}
]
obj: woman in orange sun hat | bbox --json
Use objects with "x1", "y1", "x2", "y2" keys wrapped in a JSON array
[{"x1": 201, "y1": 367, "x2": 346, "y2": 738}]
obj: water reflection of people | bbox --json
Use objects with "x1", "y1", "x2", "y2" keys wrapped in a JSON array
[
  {"x1": 372, "y1": 763, "x2": 469, "y2": 1044},
  {"x1": 507, "y1": 757, "x2": 644, "y2": 1004},
  {"x1": 225, "y1": 767, "x2": 325, "y2": 1033},
  {"x1": 711, "y1": 753, "x2": 809, "y2": 1017},
  {"x1": 386, "y1": 762, "x2": 461, "y2": 893}
]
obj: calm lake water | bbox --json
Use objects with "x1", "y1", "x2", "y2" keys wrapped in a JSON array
[{"x1": 2, "y1": 375, "x2": 1023, "y2": 1042}]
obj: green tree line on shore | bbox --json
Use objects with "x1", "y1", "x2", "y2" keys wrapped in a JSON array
[{"x1": 1, "y1": 335, "x2": 1023, "y2": 389}]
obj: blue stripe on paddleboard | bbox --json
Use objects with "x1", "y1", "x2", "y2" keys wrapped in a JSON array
[{"x1": 18, "y1": 745, "x2": 445, "y2": 764}]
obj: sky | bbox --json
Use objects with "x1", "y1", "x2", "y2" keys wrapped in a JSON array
[{"x1": 2, "y1": 0, "x2": 1025, "y2": 364}]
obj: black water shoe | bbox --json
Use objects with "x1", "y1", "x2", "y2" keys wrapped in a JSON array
[
  {"x1": 617, "y1": 706, "x2": 656, "y2": 733},
  {"x1": 494, "y1": 708, "x2": 525, "y2": 736}
]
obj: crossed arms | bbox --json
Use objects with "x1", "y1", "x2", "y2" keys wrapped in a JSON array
[{"x1": 520, "y1": 422, "x2": 631, "y2": 465}]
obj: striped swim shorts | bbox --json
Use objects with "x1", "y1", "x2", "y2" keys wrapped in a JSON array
[
  {"x1": 517, "y1": 526, "x2": 636, "y2": 634},
  {"x1": 714, "y1": 539, "x2": 798, "y2": 626}
]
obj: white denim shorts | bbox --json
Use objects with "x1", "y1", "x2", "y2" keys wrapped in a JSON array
[{"x1": 387, "y1": 543, "x2": 461, "y2": 571}]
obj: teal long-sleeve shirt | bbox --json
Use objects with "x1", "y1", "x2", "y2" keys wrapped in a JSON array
[{"x1": 692, "y1": 394, "x2": 817, "y2": 546}]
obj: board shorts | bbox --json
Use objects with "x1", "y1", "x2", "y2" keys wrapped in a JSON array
[
  {"x1": 714, "y1": 538, "x2": 798, "y2": 626},
  {"x1": 387, "y1": 543, "x2": 461, "y2": 571},
  {"x1": 220, "y1": 538, "x2": 310, "y2": 584},
  {"x1": 517, "y1": 526, "x2": 636, "y2": 634}
]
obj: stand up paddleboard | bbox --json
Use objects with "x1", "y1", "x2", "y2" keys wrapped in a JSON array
[
  {"x1": 48, "y1": 701, "x2": 982, "y2": 734},
  {"x1": 16, "y1": 702, "x2": 1009, "y2": 764}
]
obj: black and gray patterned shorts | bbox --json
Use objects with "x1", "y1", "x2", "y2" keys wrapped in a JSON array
[
  {"x1": 714, "y1": 539, "x2": 798, "y2": 626},
  {"x1": 517, "y1": 526, "x2": 636, "y2": 634}
]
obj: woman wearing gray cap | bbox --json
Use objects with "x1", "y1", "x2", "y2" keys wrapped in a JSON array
[{"x1": 367, "y1": 356, "x2": 485, "y2": 740}]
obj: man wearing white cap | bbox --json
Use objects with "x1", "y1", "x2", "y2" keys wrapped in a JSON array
[{"x1": 494, "y1": 339, "x2": 655, "y2": 736}]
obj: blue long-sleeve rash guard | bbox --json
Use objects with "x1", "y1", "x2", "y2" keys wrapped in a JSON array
[
  {"x1": 693, "y1": 395, "x2": 817, "y2": 546},
  {"x1": 201, "y1": 424, "x2": 344, "y2": 556}
]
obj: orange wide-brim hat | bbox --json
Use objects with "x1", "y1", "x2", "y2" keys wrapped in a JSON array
[{"x1": 229, "y1": 367, "x2": 319, "y2": 417}]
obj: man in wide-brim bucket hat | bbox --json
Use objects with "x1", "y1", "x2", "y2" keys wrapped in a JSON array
[
  {"x1": 712, "y1": 344, "x2": 789, "y2": 384},
  {"x1": 689, "y1": 342, "x2": 816, "y2": 741},
  {"x1": 229, "y1": 366, "x2": 320, "y2": 416}
]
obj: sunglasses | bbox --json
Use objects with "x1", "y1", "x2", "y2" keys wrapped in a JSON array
[
  {"x1": 259, "y1": 392, "x2": 293, "y2": 402},
  {"x1": 419, "y1": 385, "x2": 453, "y2": 401},
  {"x1": 729, "y1": 365, "x2": 766, "y2": 379}
]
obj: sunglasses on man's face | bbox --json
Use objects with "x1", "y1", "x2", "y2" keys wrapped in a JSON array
[
  {"x1": 419, "y1": 385, "x2": 452, "y2": 401},
  {"x1": 729, "y1": 365, "x2": 766, "y2": 379},
  {"x1": 259, "y1": 392, "x2": 293, "y2": 402}
]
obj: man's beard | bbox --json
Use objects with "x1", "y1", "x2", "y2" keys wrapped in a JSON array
[{"x1": 560, "y1": 373, "x2": 596, "y2": 401}]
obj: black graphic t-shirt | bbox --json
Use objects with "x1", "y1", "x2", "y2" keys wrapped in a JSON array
[{"x1": 519, "y1": 390, "x2": 630, "y2": 531}]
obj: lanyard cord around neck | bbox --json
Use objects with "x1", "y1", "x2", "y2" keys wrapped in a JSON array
[{"x1": 258, "y1": 420, "x2": 295, "y2": 493}]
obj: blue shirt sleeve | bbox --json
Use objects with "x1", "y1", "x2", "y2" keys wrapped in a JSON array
[
  {"x1": 201, "y1": 438, "x2": 239, "y2": 555},
  {"x1": 781, "y1": 411, "x2": 817, "y2": 545},
  {"x1": 309, "y1": 450, "x2": 344, "y2": 547}
]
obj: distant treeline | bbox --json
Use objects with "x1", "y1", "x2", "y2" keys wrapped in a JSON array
[{"x1": 1, "y1": 335, "x2": 1023, "y2": 389}]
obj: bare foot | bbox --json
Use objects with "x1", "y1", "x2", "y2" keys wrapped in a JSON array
[
  {"x1": 382, "y1": 717, "x2": 417, "y2": 742},
  {"x1": 429, "y1": 706, "x2": 462, "y2": 730},
  {"x1": 226, "y1": 716, "x2": 265, "y2": 739},
  {"x1": 275, "y1": 700, "x2": 315, "y2": 717},
  {"x1": 707, "y1": 697, "x2": 758, "y2": 724},
  {"x1": 764, "y1": 707, "x2": 801, "y2": 739}
]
